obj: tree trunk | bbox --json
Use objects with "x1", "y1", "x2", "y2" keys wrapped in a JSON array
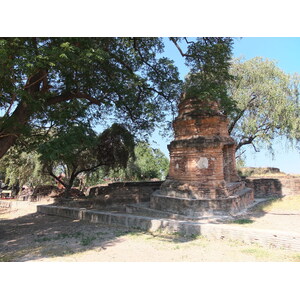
[
  {"x1": 64, "y1": 173, "x2": 77, "y2": 199},
  {"x1": 0, "y1": 101, "x2": 31, "y2": 158}
]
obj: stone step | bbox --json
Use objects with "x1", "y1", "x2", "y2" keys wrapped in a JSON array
[
  {"x1": 125, "y1": 203, "x2": 227, "y2": 221},
  {"x1": 37, "y1": 204, "x2": 300, "y2": 252}
]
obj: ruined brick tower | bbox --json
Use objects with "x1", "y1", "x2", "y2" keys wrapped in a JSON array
[{"x1": 150, "y1": 97, "x2": 254, "y2": 217}]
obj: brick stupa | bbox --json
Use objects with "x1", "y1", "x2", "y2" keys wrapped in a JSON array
[{"x1": 150, "y1": 97, "x2": 254, "y2": 217}]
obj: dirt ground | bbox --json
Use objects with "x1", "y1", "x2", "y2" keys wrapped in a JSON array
[{"x1": 1, "y1": 201, "x2": 300, "y2": 262}]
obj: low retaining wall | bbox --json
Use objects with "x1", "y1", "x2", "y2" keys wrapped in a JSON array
[
  {"x1": 245, "y1": 177, "x2": 300, "y2": 198},
  {"x1": 279, "y1": 177, "x2": 300, "y2": 196},
  {"x1": 244, "y1": 178, "x2": 283, "y2": 198},
  {"x1": 37, "y1": 205, "x2": 300, "y2": 252},
  {"x1": 88, "y1": 181, "x2": 163, "y2": 205},
  {"x1": 88, "y1": 177, "x2": 300, "y2": 207}
]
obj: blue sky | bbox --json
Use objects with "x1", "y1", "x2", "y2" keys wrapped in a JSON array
[{"x1": 152, "y1": 37, "x2": 300, "y2": 175}]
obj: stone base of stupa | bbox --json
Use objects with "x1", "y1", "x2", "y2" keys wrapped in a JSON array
[{"x1": 150, "y1": 179, "x2": 254, "y2": 217}]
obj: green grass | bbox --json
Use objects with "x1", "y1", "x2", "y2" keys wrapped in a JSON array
[
  {"x1": 34, "y1": 231, "x2": 103, "y2": 247},
  {"x1": 80, "y1": 236, "x2": 96, "y2": 246},
  {"x1": 34, "y1": 232, "x2": 84, "y2": 242},
  {"x1": 241, "y1": 247, "x2": 271, "y2": 259},
  {"x1": 231, "y1": 219, "x2": 254, "y2": 224},
  {"x1": 292, "y1": 254, "x2": 300, "y2": 262},
  {"x1": 254, "y1": 195, "x2": 300, "y2": 213}
]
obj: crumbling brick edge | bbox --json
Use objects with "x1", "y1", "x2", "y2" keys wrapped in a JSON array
[{"x1": 37, "y1": 205, "x2": 300, "y2": 252}]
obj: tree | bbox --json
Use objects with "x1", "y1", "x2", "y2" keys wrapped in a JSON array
[
  {"x1": 132, "y1": 142, "x2": 169, "y2": 180},
  {"x1": 227, "y1": 57, "x2": 300, "y2": 155},
  {"x1": 0, "y1": 37, "x2": 234, "y2": 159},
  {"x1": 37, "y1": 123, "x2": 135, "y2": 194},
  {"x1": 0, "y1": 149, "x2": 51, "y2": 189},
  {"x1": 172, "y1": 37, "x2": 235, "y2": 113},
  {"x1": 105, "y1": 142, "x2": 169, "y2": 181}
]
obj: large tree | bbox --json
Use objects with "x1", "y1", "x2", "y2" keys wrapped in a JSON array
[
  {"x1": 38, "y1": 123, "x2": 135, "y2": 194},
  {"x1": 103, "y1": 142, "x2": 170, "y2": 182},
  {"x1": 0, "y1": 149, "x2": 51, "y2": 189},
  {"x1": 0, "y1": 37, "x2": 234, "y2": 158},
  {"x1": 227, "y1": 57, "x2": 300, "y2": 155}
]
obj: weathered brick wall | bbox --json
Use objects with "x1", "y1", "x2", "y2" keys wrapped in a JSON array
[
  {"x1": 279, "y1": 177, "x2": 300, "y2": 196},
  {"x1": 244, "y1": 177, "x2": 300, "y2": 198},
  {"x1": 88, "y1": 181, "x2": 163, "y2": 205}
]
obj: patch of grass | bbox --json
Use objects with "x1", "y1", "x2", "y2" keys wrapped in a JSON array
[
  {"x1": 187, "y1": 237, "x2": 209, "y2": 249},
  {"x1": 34, "y1": 232, "x2": 84, "y2": 243},
  {"x1": 226, "y1": 239, "x2": 246, "y2": 247},
  {"x1": 254, "y1": 195, "x2": 300, "y2": 213},
  {"x1": 231, "y1": 219, "x2": 254, "y2": 225},
  {"x1": 241, "y1": 247, "x2": 270, "y2": 259},
  {"x1": 34, "y1": 236, "x2": 52, "y2": 242},
  {"x1": 189, "y1": 233, "x2": 201, "y2": 240},
  {"x1": 239, "y1": 243, "x2": 300, "y2": 261},
  {"x1": 80, "y1": 236, "x2": 96, "y2": 246},
  {"x1": 125, "y1": 231, "x2": 145, "y2": 237},
  {"x1": 292, "y1": 254, "x2": 300, "y2": 262},
  {"x1": 0, "y1": 254, "x2": 15, "y2": 262},
  {"x1": 0, "y1": 247, "x2": 42, "y2": 261},
  {"x1": 114, "y1": 230, "x2": 129, "y2": 237},
  {"x1": 72, "y1": 232, "x2": 84, "y2": 238}
]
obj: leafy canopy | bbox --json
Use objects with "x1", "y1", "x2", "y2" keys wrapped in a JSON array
[
  {"x1": 38, "y1": 123, "x2": 135, "y2": 191},
  {"x1": 86, "y1": 142, "x2": 169, "y2": 185},
  {"x1": 178, "y1": 37, "x2": 235, "y2": 113},
  {"x1": 0, "y1": 37, "x2": 235, "y2": 158},
  {"x1": 228, "y1": 57, "x2": 300, "y2": 154},
  {"x1": 0, "y1": 150, "x2": 51, "y2": 188}
]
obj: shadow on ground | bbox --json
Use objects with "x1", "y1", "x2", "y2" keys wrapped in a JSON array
[{"x1": 0, "y1": 207, "x2": 198, "y2": 262}]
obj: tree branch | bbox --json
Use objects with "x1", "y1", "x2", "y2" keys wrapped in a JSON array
[
  {"x1": 2, "y1": 93, "x2": 17, "y2": 118},
  {"x1": 169, "y1": 38, "x2": 193, "y2": 58},
  {"x1": 48, "y1": 171, "x2": 67, "y2": 188},
  {"x1": 24, "y1": 72, "x2": 47, "y2": 90},
  {"x1": 228, "y1": 95, "x2": 257, "y2": 134},
  {"x1": 235, "y1": 149, "x2": 246, "y2": 160},
  {"x1": 236, "y1": 135, "x2": 257, "y2": 151},
  {"x1": 228, "y1": 108, "x2": 246, "y2": 134},
  {"x1": 46, "y1": 91, "x2": 104, "y2": 106},
  {"x1": 73, "y1": 162, "x2": 105, "y2": 177}
]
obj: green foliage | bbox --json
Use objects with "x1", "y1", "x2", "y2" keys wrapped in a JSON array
[
  {"x1": 0, "y1": 37, "x2": 182, "y2": 158},
  {"x1": 228, "y1": 57, "x2": 300, "y2": 153},
  {"x1": 181, "y1": 37, "x2": 235, "y2": 113},
  {"x1": 131, "y1": 142, "x2": 169, "y2": 180},
  {"x1": 37, "y1": 123, "x2": 135, "y2": 191},
  {"x1": 0, "y1": 37, "x2": 235, "y2": 159},
  {"x1": 0, "y1": 149, "x2": 51, "y2": 188},
  {"x1": 97, "y1": 123, "x2": 135, "y2": 171},
  {"x1": 38, "y1": 124, "x2": 98, "y2": 176},
  {"x1": 86, "y1": 142, "x2": 169, "y2": 184},
  {"x1": 115, "y1": 142, "x2": 169, "y2": 181},
  {"x1": 231, "y1": 219, "x2": 254, "y2": 224}
]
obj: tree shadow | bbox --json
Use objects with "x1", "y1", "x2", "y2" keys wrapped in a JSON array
[
  {"x1": 0, "y1": 210, "x2": 141, "y2": 262},
  {"x1": 1, "y1": 201, "x2": 204, "y2": 262}
]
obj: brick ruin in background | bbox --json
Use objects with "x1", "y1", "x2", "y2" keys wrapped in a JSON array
[{"x1": 150, "y1": 97, "x2": 254, "y2": 217}]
